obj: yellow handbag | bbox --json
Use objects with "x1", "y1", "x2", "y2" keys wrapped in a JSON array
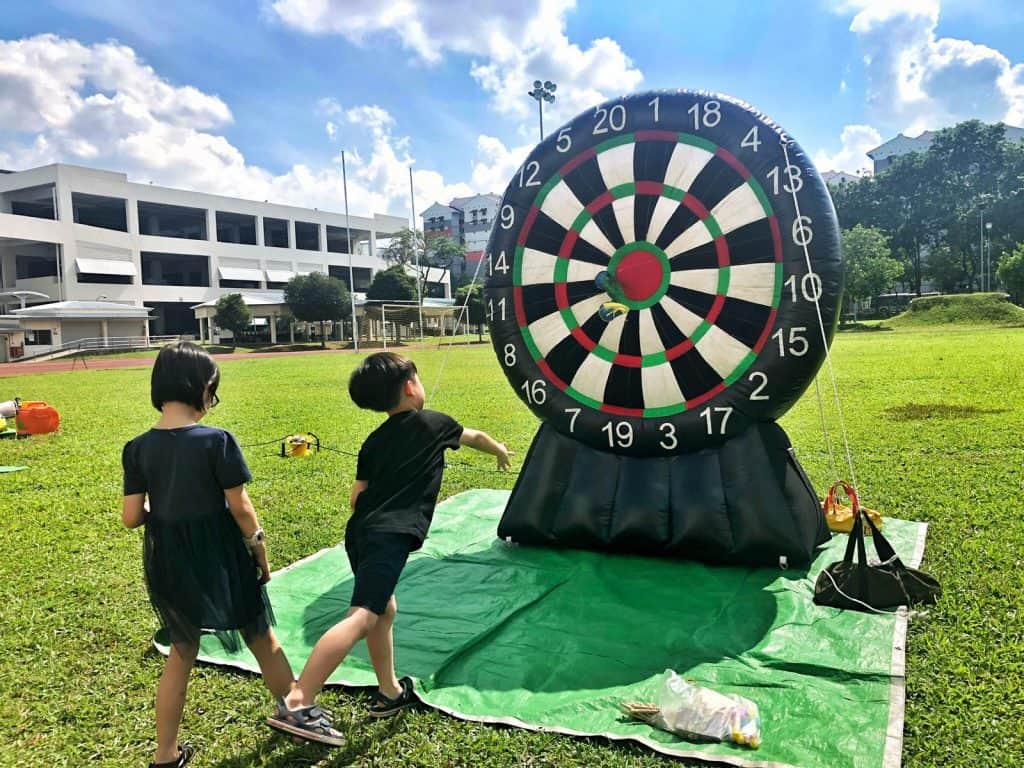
[{"x1": 823, "y1": 480, "x2": 883, "y2": 534}]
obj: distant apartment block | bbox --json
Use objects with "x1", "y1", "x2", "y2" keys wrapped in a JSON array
[
  {"x1": 867, "y1": 124, "x2": 1024, "y2": 174},
  {"x1": 421, "y1": 193, "x2": 500, "y2": 283},
  {"x1": 0, "y1": 164, "x2": 412, "y2": 336}
]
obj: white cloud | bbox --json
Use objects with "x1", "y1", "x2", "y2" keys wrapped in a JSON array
[
  {"x1": 813, "y1": 124, "x2": 882, "y2": 173},
  {"x1": 838, "y1": 1, "x2": 1024, "y2": 132},
  {"x1": 271, "y1": 0, "x2": 643, "y2": 128},
  {"x1": 0, "y1": 34, "x2": 497, "y2": 219}
]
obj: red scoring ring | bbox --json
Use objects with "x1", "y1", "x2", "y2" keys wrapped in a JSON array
[{"x1": 510, "y1": 134, "x2": 783, "y2": 411}]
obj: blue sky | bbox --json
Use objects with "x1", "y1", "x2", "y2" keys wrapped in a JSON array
[{"x1": 2, "y1": 0, "x2": 1022, "y2": 217}]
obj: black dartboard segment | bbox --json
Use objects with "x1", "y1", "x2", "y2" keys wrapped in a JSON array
[{"x1": 485, "y1": 90, "x2": 843, "y2": 456}]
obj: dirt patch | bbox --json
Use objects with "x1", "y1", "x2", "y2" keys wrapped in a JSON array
[{"x1": 884, "y1": 403, "x2": 1009, "y2": 421}]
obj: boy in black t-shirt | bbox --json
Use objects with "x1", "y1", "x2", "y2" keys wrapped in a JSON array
[{"x1": 274, "y1": 352, "x2": 511, "y2": 728}]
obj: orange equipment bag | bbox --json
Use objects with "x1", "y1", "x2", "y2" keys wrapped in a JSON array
[
  {"x1": 16, "y1": 401, "x2": 60, "y2": 436},
  {"x1": 822, "y1": 480, "x2": 883, "y2": 535}
]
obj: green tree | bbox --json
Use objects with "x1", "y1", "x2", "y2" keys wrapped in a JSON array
[
  {"x1": 283, "y1": 272, "x2": 351, "y2": 348},
  {"x1": 381, "y1": 227, "x2": 425, "y2": 267},
  {"x1": 841, "y1": 225, "x2": 904, "y2": 315},
  {"x1": 924, "y1": 244, "x2": 967, "y2": 293},
  {"x1": 997, "y1": 245, "x2": 1024, "y2": 304},
  {"x1": 366, "y1": 265, "x2": 417, "y2": 302},
  {"x1": 213, "y1": 293, "x2": 251, "y2": 344},
  {"x1": 454, "y1": 282, "x2": 485, "y2": 341},
  {"x1": 831, "y1": 120, "x2": 1024, "y2": 294},
  {"x1": 426, "y1": 236, "x2": 466, "y2": 296}
]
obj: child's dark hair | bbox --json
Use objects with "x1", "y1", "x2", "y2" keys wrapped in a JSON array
[
  {"x1": 349, "y1": 352, "x2": 418, "y2": 411},
  {"x1": 151, "y1": 341, "x2": 220, "y2": 412}
]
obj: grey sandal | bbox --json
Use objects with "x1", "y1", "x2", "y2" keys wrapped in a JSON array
[{"x1": 266, "y1": 701, "x2": 346, "y2": 747}]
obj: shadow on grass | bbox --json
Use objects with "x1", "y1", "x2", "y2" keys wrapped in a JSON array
[{"x1": 884, "y1": 402, "x2": 1009, "y2": 421}]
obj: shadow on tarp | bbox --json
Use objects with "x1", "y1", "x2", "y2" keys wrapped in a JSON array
[{"x1": 295, "y1": 532, "x2": 786, "y2": 695}]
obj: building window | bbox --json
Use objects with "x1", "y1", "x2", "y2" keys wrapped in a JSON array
[
  {"x1": 216, "y1": 211, "x2": 257, "y2": 244},
  {"x1": 72, "y1": 193, "x2": 128, "y2": 231},
  {"x1": 295, "y1": 221, "x2": 319, "y2": 251},
  {"x1": 263, "y1": 217, "x2": 289, "y2": 248},
  {"x1": 328, "y1": 265, "x2": 372, "y2": 291},
  {"x1": 138, "y1": 201, "x2": 208, "y2": 240},
  {"x1": 141, "y1": 252, "x2": 210, "y2": 286},
  {"x1": 326, "y1": 225, "x2": 352, "y2": 254},
  {"x1": 25, "y1": 329, "x2": 53, "y2": 345},
  {"x1": 16, "y1": 252, "x2": 59, "y2": 279},
  {"x1": 77, "y1": 272, "x2": 133, "y2": 285},
  {"x1": 220, "y1": 279, "x2": 261, "y2": 289},
  {"x1": 4, "y1": 185, "x2": 56, "y2": 220}
]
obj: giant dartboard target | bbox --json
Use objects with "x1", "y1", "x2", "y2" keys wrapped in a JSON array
[{"x1": 485, "y1": 90, "x2": 842, "y2": 457}]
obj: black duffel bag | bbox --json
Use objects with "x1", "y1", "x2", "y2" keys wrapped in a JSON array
[{"x1": 814, "y1": 481, "x2": 941, "y2": 612}]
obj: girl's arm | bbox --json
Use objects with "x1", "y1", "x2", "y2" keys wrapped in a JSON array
[
  {"x1": 122, "y1": 494, "x2": 147, "y2": 528},
  {"x1": 224, "y1": 485, "x2": 271, "y2": 583},
  {"x1": 459, "y1": 428, "x2": 512, "y2": 470},
  {"x1": 350, "y1": 479, "x2": 368, "y2": 512}
]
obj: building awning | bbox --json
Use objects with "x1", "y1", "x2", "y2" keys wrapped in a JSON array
[
  {"x1": 75, "y1": 257, "x2": 137, "y2": 277},
  {"x1": 218, "y1": 266, "x2": 264, "y2": 282},
  {"x1": 265, "y1": 269, "x2": 296, "y2": 283}
]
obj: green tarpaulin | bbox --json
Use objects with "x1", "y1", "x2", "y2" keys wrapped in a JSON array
[{"x1": 157, "y1": 489, "x2": 927, "y2": 768}]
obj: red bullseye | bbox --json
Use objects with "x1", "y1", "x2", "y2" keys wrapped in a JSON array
[{"x1": 615, "y1": 249, "x2": 663, "y2": 301}]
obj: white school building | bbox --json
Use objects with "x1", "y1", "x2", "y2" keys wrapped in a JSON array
[{"x1": 0, "y1": 163, "x2": 444, "y2": 356}]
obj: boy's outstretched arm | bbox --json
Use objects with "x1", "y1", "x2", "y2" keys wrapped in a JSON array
[{"x1": 459, "y1": 428, "x2": 512, "y2": 470}]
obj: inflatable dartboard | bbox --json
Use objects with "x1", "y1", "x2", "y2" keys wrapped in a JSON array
[{"x1": 485, "y1": 90, "x2": 841, "y2": 457}]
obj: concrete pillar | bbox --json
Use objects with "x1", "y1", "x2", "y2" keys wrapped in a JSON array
[
  {"x1": 101, "y1": 320, "x2": 109, "y2": 346},
  {"x1": 256, "y1": 216, "x2": 264, "y2": 246},
  {"x1": 198, "y1": 316, "x2": 206, "y2": 344},
  {"x1": 289, "y1": 322, "x2": 294, "y2": 344},
  {"x1": 319, "y1": 223, "x2": 327, "y2": 252},
  {"x1": 269, "y1": 314, "x2": 277, "y2": 344}
]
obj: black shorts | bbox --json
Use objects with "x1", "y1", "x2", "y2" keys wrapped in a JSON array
[{"x1": 345, "y1": 531, "x2": 417, "y2": 615}]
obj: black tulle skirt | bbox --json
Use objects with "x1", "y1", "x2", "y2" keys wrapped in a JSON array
[{"x1": 143, "y1": 511, "x2": 273, "y2": 653}]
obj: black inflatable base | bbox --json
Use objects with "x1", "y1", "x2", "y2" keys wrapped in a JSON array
[{"x1": 497, "y1": 422, "x2": 831, "y2": 567}]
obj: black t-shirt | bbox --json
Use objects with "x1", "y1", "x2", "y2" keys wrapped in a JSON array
[
  {"x1": 122, "y1": 425, "x2": 252, "y2": 521},
  {"x1": 350, "y1": 409, "x2": 463, "y2": 544}
]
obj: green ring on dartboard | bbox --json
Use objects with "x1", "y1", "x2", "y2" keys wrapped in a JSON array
[
  {"x1": 511, "y1": 131, "x2": 781, "y2": 418},
  {"x1": 485, "y1": 89, "x2": 843, "y2": 455}
]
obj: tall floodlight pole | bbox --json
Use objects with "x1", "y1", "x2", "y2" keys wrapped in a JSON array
[
  {"x1": 409, "y1": 168, "x2": 425, "y2": 343},
  {"x1": 979, "y1": 204, "x2": 985, "y2": 292},
  {"x1": 528, "y1": 80, "x2": 557, "y2": 141},
  {"x1": 985, "y1": 221, "x2": 993, "y2": 291},
  {"x1": 342, "y1": 151, "x2": 359, "y2": 352}
]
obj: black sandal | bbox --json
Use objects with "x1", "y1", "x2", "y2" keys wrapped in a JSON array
[
  {"x1": 369, "y1": 676, "x2": 415, "y2": 718},
  {"x1": 149, "y1": 742, "x2": 196, "y2": 768}
]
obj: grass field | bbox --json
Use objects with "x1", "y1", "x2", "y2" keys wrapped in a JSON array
[{"x1": 1, "y1": 326, "x2": 1022, "y2": 767}]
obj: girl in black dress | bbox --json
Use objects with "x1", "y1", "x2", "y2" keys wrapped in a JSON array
[{"x1": 122, "y1": 342, "x2": 315, "y2": 766}]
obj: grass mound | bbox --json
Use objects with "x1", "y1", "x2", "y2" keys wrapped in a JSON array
[{"x1": 887, "y1": 292, "x2": 1024, "y2": 327}]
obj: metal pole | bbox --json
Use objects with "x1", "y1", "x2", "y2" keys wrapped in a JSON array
[
  {"x1": 409, "y1": 167, "x2": 424, "y2": 343},
  {"x1": 342, "y1": 151, "x2": 359, "y2": 352},
  {"x1": 538, "y1": 99, "x2": 544, "y2": 141},
  {"x1": 382, "y1": 303, "x2": 387, "y2": 351},
  {"x1": 979, "y1": 207, "x2": 984, "y2": 292}
]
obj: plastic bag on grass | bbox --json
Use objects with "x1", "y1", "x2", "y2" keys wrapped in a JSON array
[{"x1": 622, "y1": 670, "x2": 761, "y2": 749}]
